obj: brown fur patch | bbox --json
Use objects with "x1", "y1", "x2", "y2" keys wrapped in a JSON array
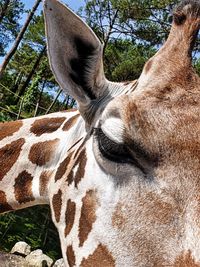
[
  {"x1": 55, "y1": 152, "x2": 73, "y2": 182},
  {"x1": 173, "y1": 251, "x2": 200, "y2": 267},
  {"x1": 0, "y1": 138, "x2": 25, "y2": 181},
  {"x1": 67, "y1": 148, "x2": 87, "y2": 187},
  {"x1": 29, "y1": 139, "x2": 59, "y2": 166},
  {"x1": 66, "y1": 245, "x2": 76, "y2": 267},
  {"x1": 130, "y1": 230, "x2": 166, "y2": 266},
  {"x1": 52, "y1": 189, "x2": 62, "y2": 223},
  {"x1": 112, "y1": 203, "x2": 125, "y2": 230},
  {"x1": 73, "y1": 141, "x2": 86, "y2": 159},
  {"x1": 0, "y1": 120, "x2": 23, "y2": 141},
  {"x1": 39, "y1": 170, "x2": 52, "y2": 196},
  {"x1": 130, "y1": 80, "x2": 138, "y2": 90},
  {"x1": 65, "y1": 199, "x2": 76, "y2": 237},
  {"x1": 67, "y1": 170, "x2": 74, "y2": 187},
  {"x1": 30, "y1": 117, "x2": 65, "y2": 136},
  {"x1": 81, "y1": 244, "x2": 115, "y2": 267},
  {"x1": 14, "y1": 171, "x2": 35, "y2": 204},
  {"x1": 123, "y1": 81, "x2": 132, "y2": 86},
  {"x1": 0, "y1": 190, "x2": 13, "y2": 213},
  {"x1": 62, "y1": 114, "x2": 80, "y2": 131},
  {"x1": 67, "y1": 137, "x2": 83, "y2": 152},
  {"x1": 141, "y1": 192, "x2": 174, "y2": 225},
  {"x1": 74, "y1": 149, "x2": 87, "y2": 187},
  {"x1": 79, "y1": 190, "x2": 98, "y2": 247}
]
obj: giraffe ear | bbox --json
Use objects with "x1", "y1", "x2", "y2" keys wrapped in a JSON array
[{"x1": 44, "y1": 0, "x2": 107, "y2": 109}]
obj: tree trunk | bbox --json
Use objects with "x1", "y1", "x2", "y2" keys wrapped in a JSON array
[
  {"x1": 17, "y1": 97, "x2": 24, "y2": 120},
  {"x1": 0, "y1": 0, "x2": 10, "y2": 24},
  {"x1": 0, "y1": 0, "x2": 42, "y2": 78},
  {"x1": 45, "y1": 89, "x2": 62, "y2": 114},
  {"x1": 70, "y1": 99, "x2": 76, "y2": 108},
  {"x1": 18, "y1": 45, "x2": 46, "y2": 98},
  {"x1": 34, "y1": 80, "x2": 46, "y2": 117},
  {"x1": 11, "y1": 71, "x2": 23, "y2": 93},
  {"x1": 63, "y1": 95, "x2": 70, "y2": 109}
]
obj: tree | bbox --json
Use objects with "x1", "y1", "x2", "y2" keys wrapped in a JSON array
[
  {"x1": 82, "y1": 0, "x2": 200, "y2": 81},
  {"x1": 0, "y1": 0, "x2": 24, "y2": 56},
  {"x1": 0, "y1": 0, "x2": 42, "y2": 78},
  {"x1": 0, "y1": 0, "x2": 10, "y2": 23},
  {"x1": 18, "y1": 45, "x2": 46, "y2": 98},
  {"x1": 0, "y1": 12, "x2": 61, "y2": 120},
  {"x1": 104, "y1": 39, "x2": 155, "y2": 81},
  {"x1": 82, "y1": 0, "x2": 180, "y2": 47}
]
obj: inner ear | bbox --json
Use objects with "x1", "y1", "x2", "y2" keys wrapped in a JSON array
[{"x1": 69, "y1": 37, "x2": 97, "y2": 100}]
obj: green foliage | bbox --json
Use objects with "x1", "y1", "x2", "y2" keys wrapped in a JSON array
[
  {"x1": 104, "y1": 40, "x2": 155, "y2": 81},
  {"x1": 0, "y1": 0, "x2": 25, "y2": 56},
  {"x1": 0, "y1": 111, "x2": 12, "y2": 122},
  {"x1": 0, "y1": 206, "x2": 62, "y2": 260},
  {"x1": 9, "y1": 44, "x2": 38, "y2": 77},
  {"x1": 24, "y1": 13, "x2": 46, "y2": 48},
  {"x1": 194, "y1": 58, "x2": 200, "y2": 76},
  {"x1": 83, "y1": 0, "x2": 178, "y2": 46},
  {"x1": 1, "y1": 11, "x2": 63, "y2": 118},
  {"x1": 23, "y1": 74, "x2": 40, "y2": 111}
]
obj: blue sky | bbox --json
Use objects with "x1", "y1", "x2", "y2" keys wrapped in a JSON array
[{"x1": 23, "y1": 0, "x2": 84, "y2": 14}]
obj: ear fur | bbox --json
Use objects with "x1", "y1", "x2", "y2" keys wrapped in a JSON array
[{"x1": 43, "y1": 0, "x2": 107, "y2": 108}]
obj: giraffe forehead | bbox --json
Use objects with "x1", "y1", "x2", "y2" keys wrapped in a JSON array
[{"x1": 118, "y1": 91, "x2": 200, "y2": 160}]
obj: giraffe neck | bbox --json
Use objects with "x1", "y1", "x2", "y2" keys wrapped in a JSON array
[
  {"x1": 0, "y1": 81, "x2": 137, "y2": 266},
  {"x1": 0, "y1": 110, "x2": 84, "y2": 212},
  {"x1": 49, "y1": 132, "x2": 118, "y2": 266}
]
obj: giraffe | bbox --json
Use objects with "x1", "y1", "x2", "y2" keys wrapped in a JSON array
[{"x1": 0, "y1": 0, "x2": 200, "y2": 266}]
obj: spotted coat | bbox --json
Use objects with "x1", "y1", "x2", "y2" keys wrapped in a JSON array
[{"x1": 1, "y1": 0, "x2": 200, "y2": 266}]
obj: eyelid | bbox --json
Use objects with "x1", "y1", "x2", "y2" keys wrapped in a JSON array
[{"x1": 101, "y1": 117, "x2": 125, "y2": 144}]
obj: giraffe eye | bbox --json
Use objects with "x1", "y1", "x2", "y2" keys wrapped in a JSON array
[
  {"x1": 94, "y1": 128, "x2": 133, "y2": 164},
  {"x1": 94, "y1": 127, "x2": 154, "y2": 175}
]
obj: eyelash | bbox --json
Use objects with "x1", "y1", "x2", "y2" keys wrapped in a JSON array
[
  {"x1": 94, "y1": 127, "x2": 134, "y2": 164},
  {"x1": 94, "y1": 127, "x2": 150, "y2": 175}
]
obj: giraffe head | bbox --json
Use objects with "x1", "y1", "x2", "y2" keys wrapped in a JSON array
[{"x1": 44, "y1": 0, "x2": 200, "y2": 265}]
